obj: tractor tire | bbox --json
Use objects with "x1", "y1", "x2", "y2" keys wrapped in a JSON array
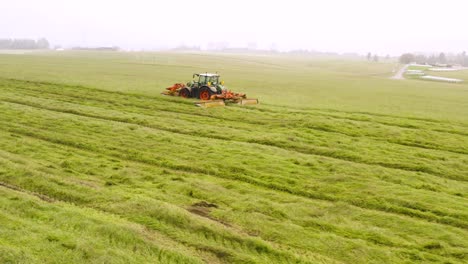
[
  {"x1": 199, "y1": 87, "x2": 212, "y2": 100},
  {"x1": 179, "y1": 88, "x2": 190, "y2": 98}
]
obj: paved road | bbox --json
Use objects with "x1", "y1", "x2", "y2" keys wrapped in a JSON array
[{"x1": 391, "y1": 64, "x2": 409, "y2": 80}]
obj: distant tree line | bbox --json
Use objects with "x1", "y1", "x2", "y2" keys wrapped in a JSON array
[
  {"x1": 399, "y1": 52, "x2": 468, "y2": 66},
  {"x1": 366, "y1": 52, "x2": 392, "y2": 62},
  {"x1": 0, "y1": 38, "x2": 50, "y2": 50}
]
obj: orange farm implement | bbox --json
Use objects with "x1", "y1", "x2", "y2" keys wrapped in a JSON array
[{"x1": 162, "y1": 73, "x2": 259, "y2": 107}]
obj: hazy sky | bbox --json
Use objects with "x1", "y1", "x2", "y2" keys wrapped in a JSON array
[{"x1": 1, "y1": 0, "x2": 466, "y2": 55}]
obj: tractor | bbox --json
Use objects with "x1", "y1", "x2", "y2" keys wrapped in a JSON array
[{"x1": 163, "y1": 73, "x2": 258, "y2": 107}]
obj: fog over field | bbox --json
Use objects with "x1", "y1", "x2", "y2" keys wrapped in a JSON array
[{"x1": 1, "y1": 0, "x2": 467, "y2": 54}]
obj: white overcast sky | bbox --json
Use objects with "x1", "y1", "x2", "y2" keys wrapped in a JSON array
[{"x1": 0, "y1": 0, "x2": 467, "y2": 55}]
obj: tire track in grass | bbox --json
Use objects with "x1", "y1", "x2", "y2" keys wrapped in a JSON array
[
  {"x1": 0, "y1": 181, "x2": 55, "y2": 202},
  {"x1": 0, "y1": 144, "x2": 465, "y2": 264},
  {"x1": 115, "y1": 175, "x2": 467, "y2": 263},
  {"x1": 0, "y1": 185, "x2": 212, "y2": 264},
  {"x1": 1, "y1": 124, "x2": 466, "y2": 231},
  {"x1": 0, "y1": 135, "x2": 464, "y2": 264},
  {"x1": 0, "y1": 157, "x2": 322, "y2": 264},
  {"x1": 2, "y1": 98, "x2": 466, "y2": 183},
  {"x1": 0, "y1": 132, "x2": 343, "y2": 264}
]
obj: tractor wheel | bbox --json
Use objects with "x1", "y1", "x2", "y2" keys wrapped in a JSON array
[
  {"x1": 199, "y1": 87, "x2": 212, "y2": 100},
  {"x1": 179, "y1": 88, "x2": 190, "y2": 98}
]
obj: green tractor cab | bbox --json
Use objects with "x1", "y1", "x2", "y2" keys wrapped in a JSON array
[{"x1": 180, "y1": 73, "x2": 224, "y2": 100}]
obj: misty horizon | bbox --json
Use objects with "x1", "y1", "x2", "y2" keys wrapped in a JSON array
[{"x1": 1, "y1": 0, "x2": 467, "y2": 56}]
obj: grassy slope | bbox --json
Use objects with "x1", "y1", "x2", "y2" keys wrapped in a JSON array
[
  {"x1": 0, "y1": 52, "x2": 467, "y2": 263},
  {"x1": 1, "y1": 51, "x2": 467, "y2": 121}
]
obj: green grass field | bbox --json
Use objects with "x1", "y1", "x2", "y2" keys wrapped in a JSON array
[{"x1": 0, "y1": 51, "x2": 467, "y2": 263}]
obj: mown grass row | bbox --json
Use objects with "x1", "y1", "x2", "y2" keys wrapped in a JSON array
[
  {"x1": 1, "y1": 79, "x2": 467, "y2": 184},
  {"x1": 5, "y1": 94, "x2": 467, "y2": 185},
  {"x1": 1, "y1": 78, "x2": 467, "y2": 263},
  {"x1": 0, "y1": 86, "x2": 468, "y2": 227},
  {"x1": 4, "y1": 78, "x2": 467, "y2": 155},
  {"x1": 0, "y1": 187, "x2": 209, "y2": 264},
  {"x1": 0, "y1": 120, "x2": 468, "y2": 260},
  {"x1": 0, "y1": 137, "x2": 339, "y2": 264},
  {"x1": 5, "y1": 77, "x2": 468, "y2": 133},
  {"x1": 0, "y1": 131, "x2": 466, "y2": 263},
  {"x1": 0, "y1": 102, "x2": 468, "y2": 220}
]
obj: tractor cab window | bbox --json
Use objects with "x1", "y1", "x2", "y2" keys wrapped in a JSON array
[
  {"x1": 199, "y1": 75, "x2": 207, "y2": 84},
  {"x1": 208, "y1": 76, "x2": 219, "y2": 84}
]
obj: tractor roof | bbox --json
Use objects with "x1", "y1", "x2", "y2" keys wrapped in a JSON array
[{"x1": 197, "y1": 73, "x2": 219, "y2": 77}]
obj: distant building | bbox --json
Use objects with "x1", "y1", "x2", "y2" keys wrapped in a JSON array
[{"x1": 72, "y1": 46, "x2": 120, "y2": 51}]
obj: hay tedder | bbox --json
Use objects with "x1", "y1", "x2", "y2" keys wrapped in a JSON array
[{"x1": 162, "y1": 73, "x2": 258, "y2": 107}]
